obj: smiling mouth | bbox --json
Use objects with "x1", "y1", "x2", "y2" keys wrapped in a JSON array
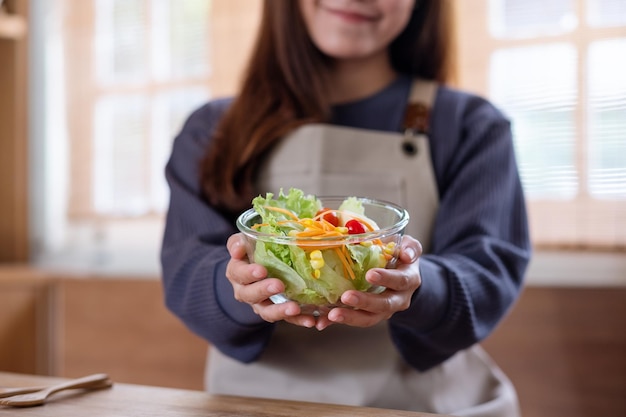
[{"x1": 324, "y1": 7, "x2": 380, "y2": 24}]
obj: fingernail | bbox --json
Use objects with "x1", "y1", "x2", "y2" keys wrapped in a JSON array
[
  {"x1": 331, "y1": 313, "x2": 344, "y2": 323},
  {"x1": 404, "y1": 246, "x2": 417, "y2": 261},
  {"x1": 343, "y1": 293, "x2": 359, "y2": 305},
  {"x1": 268, "y1": 283, "x2": 281, "y2": 294},
  {"x1": 368, "y1": 271, "x2": 381, "y2": 284}
]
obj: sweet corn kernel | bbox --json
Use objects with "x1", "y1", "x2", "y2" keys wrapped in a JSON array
[
  {"x1": 310, "y1": 260, "x2": 324, "y2": 270},
  {"x1": 384, "y1": 242, "x2": 397, "y2": 255},
  {"x1": 302, "y1": 219, "x2": 318, "y2": 228},
  {"x1": 310, "y1": 250, "x2": 325, "y2": 271}
]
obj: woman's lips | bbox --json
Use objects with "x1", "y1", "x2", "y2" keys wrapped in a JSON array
[{"x1": 324, "y1": 7, "x2": 380, "y2": 24}]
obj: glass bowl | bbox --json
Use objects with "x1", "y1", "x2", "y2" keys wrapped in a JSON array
[{"x1": 236, "y1": 196, "x2": 410, "y2": 316}]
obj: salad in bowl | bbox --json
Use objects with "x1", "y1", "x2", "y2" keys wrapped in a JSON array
[{"x1": 236, "y1": 188, "x2": 410, "y2": 315}]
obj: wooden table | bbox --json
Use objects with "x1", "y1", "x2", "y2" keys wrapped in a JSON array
[{"x1": 0, "y1": 372, "x2": 451, "y2": 416}]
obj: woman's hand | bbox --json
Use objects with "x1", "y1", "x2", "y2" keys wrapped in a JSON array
[
  {"x1": 315, "y1": 235, "x2": 423, "y2": 331},
  {"x1": 225, "y1": 234, "x2": 317, "y2": 328},
  {"x1": 226, "y1": 233, "x2": 422, "y2": 331}
]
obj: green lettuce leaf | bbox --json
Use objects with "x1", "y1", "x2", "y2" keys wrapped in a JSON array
[
  {"x1": 338, "y1": 196, "x2": 364, "y2": 215},
  {"x1": 252, "y1": 188, "x2": 321, "y2": 226},
  {"x1": 254, "y1": 240, "x2": 306, "y2": 296}
]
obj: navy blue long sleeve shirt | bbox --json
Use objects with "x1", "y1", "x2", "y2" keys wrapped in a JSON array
[{"x1": 160, "y1": 76, "x2": 531, "y2": 372}]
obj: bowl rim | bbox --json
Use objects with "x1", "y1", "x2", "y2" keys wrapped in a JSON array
[{"x1": 236, "y1": 196, "x2": 410, "y2": 247}]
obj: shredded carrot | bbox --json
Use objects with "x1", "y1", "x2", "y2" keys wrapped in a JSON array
[
  {"x1": 334, "y1": 247, "x2": 355, "y2": 280},
  {"x1": 252, "y1": 220, "x2": 299, "y2": 230},
  {"x1": 313, "y1": 209, "x2": 340, "y2": 221},
  {"x1": 301, "y1": 219, "x2": 324, "y2": 229},
  {"x1": 297, "y1": 229, "x2": 326, "y2": 237},
  {"x1": 350, "y1": 216, "x2": 376, "y2": 232},
  {"x1": 295, "y1": 242, "x2": 343, "y2": 249},
  {"x1": 316, "y1": 231, "x2": 343, "y2": 237},
  {"x1": 264, "y1": 206, "x2": 299, "y2": 221},
  {"x1": 342, "y1": 245, "x2": 355, "y2": 269},
  {"x1": 319, "y1": 219, "x2": 336, "y2": 231}
]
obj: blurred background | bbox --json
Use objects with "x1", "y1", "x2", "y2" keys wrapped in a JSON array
[{"x1": 0, "y1": 1, "x2": 624, "y2": 416}]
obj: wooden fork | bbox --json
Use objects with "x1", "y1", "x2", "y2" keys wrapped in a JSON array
[{"x1": 0, "y1": 373, "x2": 113, "y2": 407}]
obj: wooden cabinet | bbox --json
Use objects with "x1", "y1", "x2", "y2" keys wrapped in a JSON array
[
  {"x1": 52, "y1": 277, "x2": 208, "y2": 390},
  {"x1": 483, "y1": 287, "x2": 626, "y2": 417},
  {"x1": 0, "y1": 267, "x2": 52, "y2": 374},
  {"x1": 0, "y1": 0, "x2": 29, "y2": 262},
  {"x1": 0, "y1": 268, "x2": 207, "y2": 390}
]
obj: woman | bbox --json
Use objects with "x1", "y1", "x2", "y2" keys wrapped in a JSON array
[{"x1": 161, "y1": 1, "x2": 531, "y2": 415}]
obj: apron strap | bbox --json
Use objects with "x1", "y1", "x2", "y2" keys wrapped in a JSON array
[{"x1": 403, "y1": 79, "x2": 438, "y2": 135}]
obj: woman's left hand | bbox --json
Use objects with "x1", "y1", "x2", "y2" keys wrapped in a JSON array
[{"x1": 315, "y1": 235, "x2": 423, "y2": 331}]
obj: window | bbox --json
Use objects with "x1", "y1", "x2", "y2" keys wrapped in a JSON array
[
  {"x1": 30, "y1": 0, "x2": 261, "y2": 273},
  {"x1": 69, "y1": 0, "x2": 211, "y2": 218},
  {"x1": 454, "y1": 0, "x2": 626, "y2": 250}
]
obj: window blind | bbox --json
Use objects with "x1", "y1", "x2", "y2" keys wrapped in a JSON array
[
  {"x1": 456, "y1": 0, "x2": 626, "y2": 249},
  {"x1": 28, "y1": 0, "x2": 261, "y2": 272},
  {"x1": 587, "y1": 38, "x2": 626, "y2": 199},
  {"x1": 90, "y1": 0, "x2": 211, "y2": 216}
]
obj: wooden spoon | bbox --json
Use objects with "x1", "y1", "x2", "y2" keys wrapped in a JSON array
[
  {"x1": 0, "y1": 373, "x2": 112, "y2": 407},
  {"x1": 0, "y1": 385, "x2": 48, "y2": 399}
]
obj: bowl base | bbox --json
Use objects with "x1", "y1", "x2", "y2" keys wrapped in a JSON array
[{"x1": 270, "y1": 286, "x2": 386, "y2": 317}]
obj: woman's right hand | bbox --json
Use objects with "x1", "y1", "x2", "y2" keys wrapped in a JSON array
[{"x1": 225, "y1": 234, "x2": 317, "y2": 328}]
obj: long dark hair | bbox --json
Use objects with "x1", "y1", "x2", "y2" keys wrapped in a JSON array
[{"x1": 201, "y1": 0, "x2": 452, "y2": 216}]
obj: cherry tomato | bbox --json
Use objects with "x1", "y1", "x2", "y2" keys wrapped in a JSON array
[
  {"x1": 345, "y1": 219, "x2": 367, "y2": 234},
  {"x1": 316, "y1": 208, "x2": 339, "y2": 227}
]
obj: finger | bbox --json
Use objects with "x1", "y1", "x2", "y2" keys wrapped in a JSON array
[
  {"x1": 314, "y1": 315, "x2": 335, "y2": 331},
  {"x1": 255, "y1": 300, "x2": 302, "y2": 323},
  {"x1": 326, "y1": 306, "x2": 381, "y2": 328},
  {"x1": 340, "y1": 290, "x2": 408, "y2": 316},
  {"x1": 366, "y1": 268, "x2": 414, "y2": 292},
  {"x1": 284, "y1": 314, "x2": 317, "y2": 328},
  {"x1": 235, "y1": 278, "x2": 284, "y2": 305},
  {"x1": 226, "y1": 257, "x2": 267, "y2": 286},
  {"x1": 398, "y1": 236, "x2": 422, "y2": 264},
  {"x1": 227, "y1": 233, "x2": 248, "y2": 258}
]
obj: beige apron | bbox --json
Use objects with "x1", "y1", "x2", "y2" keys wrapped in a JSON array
[{"x1": 207, "y1": 81, "x2": 520, "y2": 417}]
